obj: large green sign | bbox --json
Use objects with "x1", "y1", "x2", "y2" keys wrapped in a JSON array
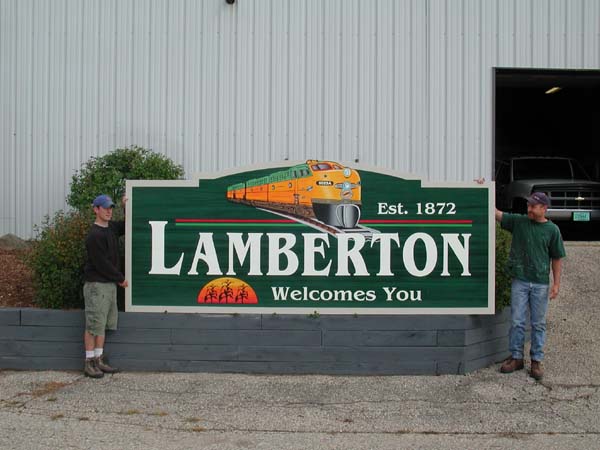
[{"x1": 125, "y1": 161, "x2": 495, "y2": 314}]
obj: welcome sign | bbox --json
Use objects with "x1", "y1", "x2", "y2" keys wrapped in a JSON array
[{"x1": 125, "y1": 161, "x2": 495, "y2": 314}]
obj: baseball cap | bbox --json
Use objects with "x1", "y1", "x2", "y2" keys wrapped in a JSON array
[
  {"x1": 526, "y1": 192, "x2": 550, "y2": 206},
  {"x1": 92, "y1": 194, "x2": 115, "y2": 208}
]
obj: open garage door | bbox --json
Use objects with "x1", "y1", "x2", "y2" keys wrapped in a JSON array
[{"x1": 494, "y1": 68, "x2": 600, "y2": 239}]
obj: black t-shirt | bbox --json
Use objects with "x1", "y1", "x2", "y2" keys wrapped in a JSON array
[{"x1": 83, "y1": 221, "x2": 125, "y2": 283}]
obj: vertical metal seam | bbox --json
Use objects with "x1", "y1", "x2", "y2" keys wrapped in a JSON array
[
  {"x1": 13, "y1": 0, "x2": 19, "y2": 231},
  {"x1": 165, "y1": 0, "x2": 171, "y2": 155},
  {"x1": 251, "y1": 0, "x2": 256, "y2": 164},
  {"x1": 63, "y1": 0, "x2": 69, "y2": 196},
  {"x1": 113, "y1": 0, "x2": 118, "y2": 150},
  {"x1": 130, "y1": 0, "x2": 135, "y2": 148},
  {"x1": 79, "y1": 0, "x2": 85, "y2": 166},
  {"x1": 461, "y1": 0, "x2": 465, "y2": 181},
  {"x1": 321, "y1": 0, "x2": 325, "y2": 159},
  {"x1": 356, "y1": 0, "x2": 361, "y2": 163},
  {"x1": 199, "y1": 0, "x2": 205, "y2": 168},
  {"x1": 234, "y1": 0, "x2": 239, "y2": 166},
  {"x1": 530, "y1": 0, "x2": 534, "y2": 65},
  {"x1": 147, "y1": 0, "x2": 152, "y2": 148},
  {"x1": 425, "y1": 0, "x2": 430, "y2": 179},
  {"x1": 444, "y1": 0, "x2": 448, "y2": 180},
  {"x1": 286, "y1": 0, "x2": 291, "y2": 160},
  {"x1": 391, "y1": 0, "x2": 396, "y2": 169},
  {"x1": 303, "y1": 0, "x2": 308, "y2": 161},
  {"x1": 495, "y1": 0, "x2": 499, "y2": 68},
  {"x1": 374, "y1": 0, "x2": 378, "y2": 165},
  {"x1": 479, "y1": 0, "x2": 484, "y2": 177},
  {"x1": 338, "y1": 0, "x2": 343, "y2": 162},
  {"x1": 216, "y1": 1, "x2": 222, "y2": 169},
  {"x1": 409, "y1": 0, "x2": 413, "y2": 171},
  {"x1": 46, "y1": 2, "x2": 52, "y2": 210},
  {"x1": 182, "y1": 0, "x2": 188, "y2": 168},
  {"x1": 269, "y1": 0, "x2": 273, "y2": 162},
  {"x1": 96, "y1": 0, "x2": 101, "y2": 156},
  {"x1": 512, "y1": 0, "x2": 516, "y2": 66},
  {"x1": 547, "y1": 0, "x2": 551, "y2": 66},
  {"x1": 581, "y1": 0, "x2": 585, "y2": 66},
  {"x1": 564, "y1": 0, "x2": 568, "y2": 67}
]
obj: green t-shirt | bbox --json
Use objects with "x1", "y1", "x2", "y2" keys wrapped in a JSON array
[{"x1": 501, "y1": 213, "x2": 566, "y2": 284}]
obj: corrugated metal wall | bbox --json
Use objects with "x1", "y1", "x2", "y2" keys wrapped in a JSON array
[{"x1": 2, "y1": 0, "x2": 600, "y2": 237}]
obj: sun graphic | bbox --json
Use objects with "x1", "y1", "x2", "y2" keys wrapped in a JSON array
[{"x1": 197, "y1": 277, "x2": 258, "y2": 304}]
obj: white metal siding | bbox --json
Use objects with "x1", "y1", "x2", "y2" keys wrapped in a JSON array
[{"x1": 1, "y1": 0, "x2": 599, "y2": 237}]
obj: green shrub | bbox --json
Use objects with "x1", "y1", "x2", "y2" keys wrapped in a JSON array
[
  {"x1": 25, "y1": 147, "x2": 184, "y2": 309},
  {"x1": 67, "y1": 146, "x2": 184, "y2": 212},
  {"x1": 495, "y1": 224, "x2": 512, "y2": 311},
  {"x1": 24, "y1": 211, "x2": 91, "y2": 309}
]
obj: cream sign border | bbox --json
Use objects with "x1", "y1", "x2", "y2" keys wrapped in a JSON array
[{"x1": 125, "y1": 162, "x2": 496, "y2": 315}]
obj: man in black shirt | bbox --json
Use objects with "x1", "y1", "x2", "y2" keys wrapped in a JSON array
[{"x1": 83, "y1": 194, "x2": 127, "y2": 378}]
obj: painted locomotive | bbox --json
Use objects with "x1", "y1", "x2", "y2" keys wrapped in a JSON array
[{"x1": 226, "y1": 160, "x2": 362, "y2": 229}]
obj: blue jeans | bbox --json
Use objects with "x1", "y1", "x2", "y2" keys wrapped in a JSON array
[{"x1": 509, "y1": 278, "x2": 550, "y2": 362}]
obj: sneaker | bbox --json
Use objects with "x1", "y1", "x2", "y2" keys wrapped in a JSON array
[
  {"x1": 500, "y1": 357, "x2": 524, "y2": 373},
  {"x1": 530, "y1": 360, "x2": 544, "y2": 380},
  {"x1": 95, "y1": 355, "x2": 119, "y2": 374},
  {"x1": 84, "y1": 358, "x2": 104, "y2": 379}
]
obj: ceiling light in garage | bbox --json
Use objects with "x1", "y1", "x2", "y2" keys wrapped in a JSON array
[{"x1": 545, "y1": 86, "x2": 562, "y2": 94}]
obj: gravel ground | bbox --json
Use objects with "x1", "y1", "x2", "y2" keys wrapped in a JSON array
[{"x1": 0, "y1": 242, "x2": 598, "y2": 450}]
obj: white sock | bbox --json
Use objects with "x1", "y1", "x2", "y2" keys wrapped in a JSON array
[
  {"x1": 85, "y1": 351, "x2": 94, "y2": 359},
  {"x1": 94, "y1": 348, "x2": 103, "y2": 358}
]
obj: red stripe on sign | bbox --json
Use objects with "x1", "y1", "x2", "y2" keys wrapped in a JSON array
[
  {"x1": 360, "y1": 219, "x2": 473, "y2": 224},
  {"x1": 176, "y1": 219, "x2": 295, "y2": 223}
]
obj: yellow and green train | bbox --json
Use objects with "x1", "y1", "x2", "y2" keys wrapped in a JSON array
[{"x1": 226, "y1": 160, "x2": 362, "y2": 229}]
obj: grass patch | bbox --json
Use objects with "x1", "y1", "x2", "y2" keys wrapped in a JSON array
[
  {"x1": 4, "y1": 400, "x2": 25, "y2": 408},
  {"x1": 185, "y1": 417, "x2": 202, "y2": 423},
  {"x1": 29, "y1": 381, "x2": 69, "y2": 398}
]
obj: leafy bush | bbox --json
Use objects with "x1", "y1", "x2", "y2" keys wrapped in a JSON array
[
  {"x1": 24, "y1": 211, "x2": 91, "y2": 309},
  {"x1": 67, "y1": 146, "x2": 184, "y2": 212},
  {"x1": 495, "y1": 224, "x2": 512, "y2": 311},
  {"x1": 25, "y1": 147, "x2": 184, "y2": 309}
]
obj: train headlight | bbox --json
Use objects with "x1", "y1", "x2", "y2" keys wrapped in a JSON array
[
  {"x1": 343, "y1": 168, "x2": 351, "y2": 178},
  {"x1": 343, "y1": 181, "x2": 351, "y2": 190}
]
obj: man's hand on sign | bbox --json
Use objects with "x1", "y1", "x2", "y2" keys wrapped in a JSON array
[{"x1": 474, "y1": 177, "x2": 502, "y2": 221}]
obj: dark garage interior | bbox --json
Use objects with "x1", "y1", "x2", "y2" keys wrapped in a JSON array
[
  {"x1": 494, "y1": 68, "x2": 600, "y2": 238},
  {"x1": 495, "y1": 68, "x2": 600, "y2": 179}
]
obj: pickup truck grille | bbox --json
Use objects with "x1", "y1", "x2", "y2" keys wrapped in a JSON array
[{"x1": 538, "y1": 187, "x2": 600, "y2": 210}]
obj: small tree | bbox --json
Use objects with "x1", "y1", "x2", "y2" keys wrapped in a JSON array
[
  {"x1": 24, "y1": 211, "x2": 90, "y2": 309},
  {"x1": 25, "y1": 146, "x2": 184, "y2": 309},
  {"x1": 67, "y1": 146, "x2": 184, "y2": 212}
]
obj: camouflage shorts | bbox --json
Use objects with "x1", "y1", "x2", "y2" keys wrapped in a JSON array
[{"x1": 83, "y1": 282, "x2": 118, "y2": 336}]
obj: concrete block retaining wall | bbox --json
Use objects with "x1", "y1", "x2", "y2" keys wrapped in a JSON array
[{"x1": 0, "y1": 308, "x2": 511, "y2": 375}]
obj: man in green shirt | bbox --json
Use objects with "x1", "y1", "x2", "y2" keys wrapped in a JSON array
[{"x1": 496, "y1": 192, "x2": 566, "y2": 380}]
